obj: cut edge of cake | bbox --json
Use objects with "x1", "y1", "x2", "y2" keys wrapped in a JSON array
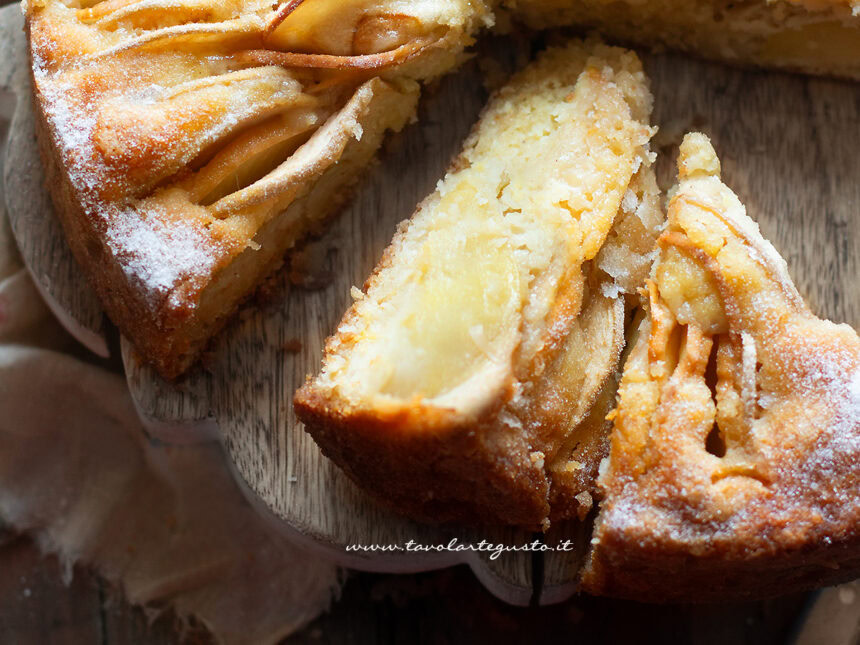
[{"x1": 295, "y1": 39, "x2": 663, "y2": 529}]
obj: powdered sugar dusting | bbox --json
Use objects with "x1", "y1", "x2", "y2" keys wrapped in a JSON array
[
  {"x1": 33, "y1": 49, "x2": 223, "y2": 309},
  {"x1": 33, "y1": 58, "x2": 100, "y2": 193},
  {"x1": 104, "y1": 203, "x2": 218, "y2": 300},
  {"x1": 851, "y1": 367, "x2": 860, "y2": 409}
]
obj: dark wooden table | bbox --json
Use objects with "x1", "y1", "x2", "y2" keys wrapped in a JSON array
[{"x1": 0, "y1": 522, "x2": 812, "y2": 644}]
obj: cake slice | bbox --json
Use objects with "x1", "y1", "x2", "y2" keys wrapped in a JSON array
[
  {"x1": 505, "y1": 0, "x2": 860, "y2": 80},
  {"x1": 295, "y1": 41, "x2": 662, "y2": 528},
  {"x1": 582, "y1": 133, "x2": 860, "y2": 600},
  {"x1": 25, "y1": 0, "x2": 492, "y2": 378}
]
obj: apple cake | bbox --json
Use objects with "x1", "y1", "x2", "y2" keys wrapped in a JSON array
[
  {"x1": 504, "y1": 0, "x2": 860, "y2": 80},
  {"x1": 24, "y1": 0, "x2": 493, "y2": 378},
  {"x1": 581, "y1": 133, "x2": 860, "y2": 601},
  {"x1": 295, "y1": 40, "x2": 662, "y2": 529},
  {"x1": 24, "y1": 0, "x2": 859, "y2": 379}
]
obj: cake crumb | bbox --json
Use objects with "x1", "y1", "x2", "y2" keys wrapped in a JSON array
[
  {"x1": 575, "y1": 491, "x2": 593, "y2": 518},
  {"x1": 283, "y1": 339, "x2": 302, "y2": 354}
]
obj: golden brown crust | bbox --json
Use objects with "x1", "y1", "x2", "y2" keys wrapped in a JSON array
[
  {"x1": 585, "y1": 528, "x2": 860, "y2": 602},
  {"x1": 582, "y1": 133, "x2": 860, "y2": 602},
  {"x1": 295, "y1": 386, "x2": 550, "y2": 526}
]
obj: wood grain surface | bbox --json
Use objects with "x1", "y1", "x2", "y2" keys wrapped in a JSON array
[{"x1": 3, "y1": 0, "x2": 859, "y2": 612}]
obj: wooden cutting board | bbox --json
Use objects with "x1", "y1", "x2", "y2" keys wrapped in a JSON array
[{"x1": 3, "y1": 3, "x2": 858, "y2": 608}]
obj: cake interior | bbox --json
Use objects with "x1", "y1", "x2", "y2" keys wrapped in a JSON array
[{"x1": 314, "y1": 43, "x2": 655, "y2": 417}]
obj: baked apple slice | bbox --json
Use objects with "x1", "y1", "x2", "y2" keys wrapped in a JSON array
[
  {"x1": 545, "y1": 165, "x2": 663, "y2": 522},
  {"x1": 582, "y1": 133, "x2": 860, "y2": 600},
  {"x1": 295, "y1": 41, "x2": 662, "y2": 528}
]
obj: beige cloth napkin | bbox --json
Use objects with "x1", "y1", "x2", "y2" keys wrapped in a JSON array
[{"x1": 0, "y1": 204, "x2": 341, "y2": 642}]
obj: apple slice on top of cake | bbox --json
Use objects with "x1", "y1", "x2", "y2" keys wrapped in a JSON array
[
  {"x1": 582, "y1": 133, "x2": 860, "y2": 601},
  {"x1": 295, "y1": 41, "x2": 663, "y2": 529},
  {"x1": 25, "y1": 0, "x2": 493, "y2": 378}
]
